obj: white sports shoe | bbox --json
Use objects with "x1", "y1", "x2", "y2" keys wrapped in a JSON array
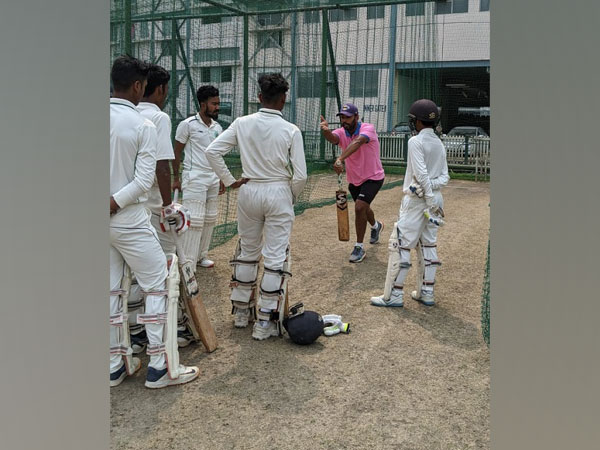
[
  {"x1": 198, "y1": 258, "x2": 215, "y2": 268},
  {"x1": 144, "y1": 364, "x2": 200, "y2": 389},
  {"x1": 411, "y1": 290, "x2": 435, "y2": 306},
  {"x1": 252, "y1": 321, "x2": 279, "y2": 340},
  {"x1": 234, "y1": 308, "x2": 250, "y2": 328},
  {"x1": 370, "y1": 288, "x2": 404, "y2": 307}
]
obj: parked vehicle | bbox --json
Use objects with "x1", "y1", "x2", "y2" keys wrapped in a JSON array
[
  {"x1": 444, "y1": 126, "x2": 489, "y2": 159},
  {"x1": 447, "y1": 126, "x2": 489, "y2": 137},
  {"x1": 391, "y1": 122, "x2": 412, "y2": 136}
]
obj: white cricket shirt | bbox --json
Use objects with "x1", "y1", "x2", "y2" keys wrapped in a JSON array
[
  {"x1": 403, "y1": 128, "x2": 449, "y2": 200},
  {"x1": 137, "y1": 102, "x2": 174, "y2": 214},
  {"x1": 175, "y1": 114, "x2": 223, "y2": 189},
  {"x1": 110, "y1": 98, "x2": 158, "y2": 226},
  {"x1": 205, "y1": 108, "x2": 307, "y2": 200}
]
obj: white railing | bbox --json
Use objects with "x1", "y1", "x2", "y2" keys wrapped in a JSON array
[{"x1": 224, "y1": 130, "x2": 490, "y2": 177}]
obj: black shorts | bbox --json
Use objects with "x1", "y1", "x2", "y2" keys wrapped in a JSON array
[{"x1": 348, "y1": 178, "x2": 384, "y2": 205}]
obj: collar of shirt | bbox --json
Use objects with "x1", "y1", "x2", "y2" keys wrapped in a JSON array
[
  {"x1": 110, "y1": 97, "x2": 137, "y2": 111},
  {"x1": 137, "y1": 101, "x2": 161, "y2": 112},
  {"x1": 345, "y1": 121, "x2": 362, "y2": 137},
  {"x1": 419, "y1": 127, "x2": 436, "y2": 136},
  {"x1": 195, "y1": 113, "x2": 219, "y2": 129},
  {"x1": 259, "y1": 108, "x2": 283, "y2": 117}
]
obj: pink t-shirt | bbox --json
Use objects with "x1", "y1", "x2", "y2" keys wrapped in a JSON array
[{"x1": 333, "y1": 122, "x2": 385, "y2": 186}]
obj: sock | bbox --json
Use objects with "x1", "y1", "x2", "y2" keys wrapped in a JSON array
[
  {"x1": 371, "y1": 221, "x2": 379, "y2": 229},
  {"x1": 355, "y1": 242, "x2": 364, "y2": 248}
]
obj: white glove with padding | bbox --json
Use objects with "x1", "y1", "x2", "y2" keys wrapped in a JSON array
[
  {"x1": 322, "y1": 314, "x2": 350, "y2": 336},
  {"x1": 160, "y1": 190, "x2": 190, "y2": 234},
  {"x1": 409, "y1": 176, "x2": 424, "y2": 198},
  {"x1": 424, "y1": 205, "x2": 445, "y2": 227}
]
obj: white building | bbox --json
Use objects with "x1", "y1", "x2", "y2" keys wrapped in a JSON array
[{"x1": 112, "y1": 0, "x2": 490, "y2": 134}]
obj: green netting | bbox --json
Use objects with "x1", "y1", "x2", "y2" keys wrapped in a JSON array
[
  {"x1": 481, "y1": 235, "x2": 490, "y2": 347},
  {"x1": 110, "y1": 1, "x2": 489, "y2": 249}
]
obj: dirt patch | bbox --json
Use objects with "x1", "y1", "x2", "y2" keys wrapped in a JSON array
[{"x1": 111, "y1": 179, "x2": 490, "y2": 450}]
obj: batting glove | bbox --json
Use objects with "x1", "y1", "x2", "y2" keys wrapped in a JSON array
[
  {"x1": 424, "y1": 206, "x2": 445, "y2": 227},
  {"x1": 409, "y1": 178, "x2": 424, "y2": 198}
]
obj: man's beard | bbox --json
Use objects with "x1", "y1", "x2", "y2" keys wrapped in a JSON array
[
  {"x1": 342, "y1": 120, "x2": 356, "y2": 131},
  {"x1": 207, "y1": 111, "x2": 219, "y2": 120}
]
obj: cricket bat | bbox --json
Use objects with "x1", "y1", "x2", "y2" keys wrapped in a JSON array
[
  {"x1": 336, "y1": 174, "x2": 350, "y2": 241},
  {"x1": 171, "y1": 190, "x2": 218, "y2": 353}
]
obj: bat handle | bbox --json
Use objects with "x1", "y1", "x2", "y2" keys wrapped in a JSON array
[
  {"x1": 169, "y1": 227, "x2": 187, "y2": 264},
  {"x1": 173, "y1": 188, "x2": 179, "y2": 204},
  {"x1": 337, "y1": 174, "x2": 343, "y2": 189}
]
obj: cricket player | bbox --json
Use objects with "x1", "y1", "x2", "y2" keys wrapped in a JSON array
[
  {"x1": 370, "y1": 99, "x2": 449, "y2": 307},
  {"x1": 173, "y1": 85, "x2": 225, "y2": 271},
  {"x1": 137, "y1": 64, "x2": 197, "y2": 349},
  {"x1": 109, "y1": 55, "x2": 199, "y2": 388},
  {"x1": 125, "y1": 64, "x2": 174, "y2": 355},
  {"x1": 320, "y1": 103, "x2": 385, "y2": 263},
  {"x1": 206, "y1": 73, "x2": 307, "y2": 341}
]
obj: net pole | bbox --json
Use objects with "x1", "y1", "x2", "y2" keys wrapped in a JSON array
[
  {"x1": 290, "y1": 12, "x2": 298, "y2": 124},
  {"x1": 124, "y1": 0, "x2": 132, "y2": 55},
  {"x1": 170, "y1": 18, "x2": 178, "y2": 131},
  {"x1": 386, "y1": 4, "x2": 398, "y2": 132},
  {"x1": 243, "y1": 14, "x2": 249, "y2": 116},
  {"x1": 319, "y1": 9, "x2": 328, "y2": 161},
  {"x1": 325, "y1": 15, "x2": 341, "y2": 112}
]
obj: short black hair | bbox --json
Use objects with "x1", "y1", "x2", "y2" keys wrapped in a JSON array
[
  {"x1": 196, "y1": 85, "x2": 219, "y2": 104},
  {"x1": 110, "y1": 55, "x2": 150, "y2": 91},
  {"x1": 421, "y1": 120, "x2": 435, "y2": 128},
  {"x1": 143, "y1": 64, "x2": 170, "y2": 97},
  {"x1": 258, "y1": 73, "x2": 289, "y2": 103}
]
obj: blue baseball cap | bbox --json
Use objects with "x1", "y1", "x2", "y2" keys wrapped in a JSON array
[{"x1": 336, "y1": 103, "x2": 359, "y2": 117}]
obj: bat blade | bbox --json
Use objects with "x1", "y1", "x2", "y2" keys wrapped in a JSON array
[
  {"x1": 336, "y1": 189, "x2": 350, "y2": 241},
  {"x1": 181, "y1": 285, "x2": 218, "y2": 353}
]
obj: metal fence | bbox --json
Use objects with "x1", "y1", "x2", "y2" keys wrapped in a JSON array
[
  {"x1": 217, "y1": 130, "x2": 490, "y2": 178},
  {"x1": 379, "y1": 134, "x2": 491, "y2": 179}
]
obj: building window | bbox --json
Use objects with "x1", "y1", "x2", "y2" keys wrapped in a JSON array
[
  {"x1": 435, "y1": 0, "x2": 468, "y2": 15},
  {"x1": 329, "y1": 8, "x2": 358, "y2": 22},
  {"x1": 298, "y1": 71, "x2": 336, "y2": 98},
  {"x1": 303, "y1": 10, "x2": 320, "y2": 24},
  {"x1": 406, "y1": 3, "x2": 425, "y2": 16},
  {"x1": 480, "y1": 0, "x2": 490, "y2": 12},
  {"x1": 162, "y1": 20, "x2": 172, "y2": 37},
  {"x1": 202, "y1": 16, "x2": 221, "y2": 24},
  {"x1": 193, "y1": 47, "x2": 239, "y2": 63},
  {"x1": 220, "y1": 66, "x2": 232, "y2": 82},
  {"x1": 367, "y1": 5, "x2": 385, "y2": 20},
  {"x1": 349, "y1": 69, "x2": 379, "y2": 97},
  {"x1": 201, "y1": 67, "x2": 211, "y2": 83},
  {"x1": 258, "y1": 30, "x2": 284, "y2": 49},
  {"x1": 200, "y1": 66, "x2": 234, "y2": 83},
  {"x1": 110, "y1": 25, "x2": 119, "y2": 43},
  {"x1": 139, "y1": 21, "x2": 149, "y2": 39},
  {"x1": 161, "y1": 40, "x2": 173, "y2": 56},
  {"x1": 257, "y1": 13, "x2": 285, "y2": 26},
  {"x1": 220, "y1": 102, "x2": 232, "y2": 116}
]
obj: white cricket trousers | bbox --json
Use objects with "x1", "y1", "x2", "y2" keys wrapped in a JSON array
[
  {"x1": 397, "y1": 190, "x2": 444, "y2": 248},
  {"x1": 181, "y1": 182, "x2": 219, "y2": 266},
  {"x1": 110, "y1": 210, "x2": 168, "y2": 372},
  {"x1": 237, "y1": 181, "x2": 295, "y2": 269}
]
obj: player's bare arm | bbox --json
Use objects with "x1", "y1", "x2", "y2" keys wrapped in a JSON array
[
  {"x1": 110, "y1": 196, "x2": 119, "y2": 215},
  {"x1": 333, "y1": 135, "x2": 368, "y2": 174},
  {"x1": 156, "y1": 160, "x2": 172, "y2": 206},
  {"x1": 229, "y1": 178, "x2": 249, "y2": 189},
  {"x1": 172, "y1": 140, "x2": 185, "y2": 191},
  {"x1": 320, "y1": 115, "x2": 340, "y2": 145}
]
